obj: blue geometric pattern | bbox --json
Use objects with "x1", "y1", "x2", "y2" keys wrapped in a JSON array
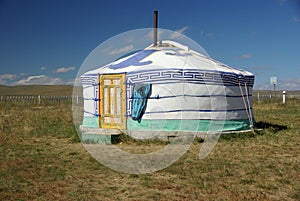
[
  {"x1": 125, "y1": 69, "x2": 254, "y2": 116},
  {"x1": 81, "y1": 75, "x2": 98, "y2": 86},
  {"x1": 80, "y1": 74, "x2": 99, "y2": 117},
  {"x1": 81, "y1": 69, "x2": 254, "y2": 117},
  {"x1": 126, "y1": 69, "x2": 254, "y2": 86}
]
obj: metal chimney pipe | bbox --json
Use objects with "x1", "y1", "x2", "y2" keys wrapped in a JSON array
[{"x1": 153, "y1": 10, "x2": 158, "y2": 46}]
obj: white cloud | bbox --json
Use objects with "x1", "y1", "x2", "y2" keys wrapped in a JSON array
[
  {"x1": 40, "y1": 66, "x2": 47, "y2": 70},
  {"x1": 0, "y1": 73, "x2": 18, "y2": 81},
  {"x1": 13, "y1": 75, "x2": 73, "y2": 85},
  {"x1": 144, "y1": 28, "x2": 193, "y2": 43},
  {"x1": 109, "y1": 45, "x2": 134, "y2": 55},
  {"x1": 0, "y1": 73, "x2": 19, "y2": 85},
  {"x1": 279, "y1": 78, "x2": 300, "y2": 90},
  {"x1": 241, "y1": 54, "x2": 253, "y2": 59},
  {"x1": 200, "y1": 30, "x2": 215, "y2": 37},
  {"x1": 54, "y1": 66, "x2": 76, "y2": 73},
  {"x1": 170, "y1": 26, "x2": 189, "y2": 39},
  {"x1": 293, "y1": 16, "x2": 300, "y2": 23},
  {"x1": 278, "y1": 0, "x2": 288, "y2": 6},
  {"x1": 0, "y1": 73, "x2": 74, "y2": 86},
  {"x1": 26, "y1": 75, "x2": 46, "y2": 82},
  {"x1": 254, "y1": 78, "x2": 300, "y2": 90},
  {"x1": 14, "y1": 75, "x2": 46, "y2": 85},
  {"x1": 145, "y1": 30, "x2": 154, "y2": 40},
  {"x1": 144, "y1": 29, "x2": 165, "y2": 41}
]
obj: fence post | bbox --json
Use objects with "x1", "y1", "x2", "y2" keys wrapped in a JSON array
[{"x1": 283, "y1": 90, "x2": 286, "y2": 104}]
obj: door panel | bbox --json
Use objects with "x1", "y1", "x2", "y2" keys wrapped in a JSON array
[{"x1": 99, "y1": 74, "x2": 126, "y2": 129}]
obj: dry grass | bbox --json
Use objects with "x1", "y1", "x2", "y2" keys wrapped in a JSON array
[
  {"x1": 0, "y1": 99, "x2": 300, "y2": 200},
  {"x1": 0, "y1": 85, "x2": 73, "y2": 96}
]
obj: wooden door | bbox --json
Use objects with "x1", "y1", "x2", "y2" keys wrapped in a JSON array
[{"x1": 99, "y1": 74, "x2": 126, "y2": 129}]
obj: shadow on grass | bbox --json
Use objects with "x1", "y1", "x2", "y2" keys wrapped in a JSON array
[
  {"x1": 219, "y1": 121, "x2": 288, "y2": 142},
  {"x1": 220, "y1": 131, "x2": 256, "y2": 141},
  {"x1": 118, "y1": 133, "x2": 169, "y2": 145},
  {"x1": 114, "y1": 122, "x2": 289, "y2": 144},
  {"x1": 255, "y1": 121, "x2": 288, "y2": 132}
]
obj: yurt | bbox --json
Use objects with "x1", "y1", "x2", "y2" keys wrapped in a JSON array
[{"x1": 79, "y1": 40, "x2": 255, "y2": 144}]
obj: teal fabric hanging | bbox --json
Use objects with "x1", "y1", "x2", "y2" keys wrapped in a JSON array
[{"x1": 131, "y1": 84, "x2": 151, "y2": 123}]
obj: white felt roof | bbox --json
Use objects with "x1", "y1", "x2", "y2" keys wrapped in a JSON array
[{"x1": 83, "y1": 40, "x2": 253, "y2": 77}]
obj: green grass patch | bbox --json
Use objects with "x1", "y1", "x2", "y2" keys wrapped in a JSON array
[{"x1": 0, "y1": 99, "x2": 300, "y2": 200}]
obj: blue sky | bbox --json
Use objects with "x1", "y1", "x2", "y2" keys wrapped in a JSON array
[{"x1": 0, "y1": 0, "x2": 299, "y2": 90}]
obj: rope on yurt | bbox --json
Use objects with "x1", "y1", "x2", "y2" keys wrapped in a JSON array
[
  {"x1": 182, "y1": 48, "x2": 189, "y2": 100},
  {"x1": 239, "y1": 81, "x2": 255, "y2": 134},
  {"x1": 244, "y1": 82, "x2": 255, "y2": 132}
]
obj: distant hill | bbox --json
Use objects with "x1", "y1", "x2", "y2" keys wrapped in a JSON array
[{"x1": 0, "y1": 85, "x2": 74, "y2": 96}]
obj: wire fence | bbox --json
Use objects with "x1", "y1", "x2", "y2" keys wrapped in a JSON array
[
  {"x1": 0, "y1": 92, "x2": 299, "y2": 105},
  {"x1": 0, "y1": 95, "x2": 84, "y2": 104},
  {"x1": 252, "y1": 92, "x2": 300, "y2": 103}
]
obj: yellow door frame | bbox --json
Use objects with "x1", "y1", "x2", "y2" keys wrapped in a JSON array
[{"x1": 99, "y1": 74, "x2": 126, "y2": 129}]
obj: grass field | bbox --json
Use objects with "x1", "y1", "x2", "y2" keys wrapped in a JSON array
[
  {"x1": 0, "y1": 97, "x2": 300, "y2": 200},
  {"x1": 0, "y1": 85, "x2": 73, "y2": 96}
]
